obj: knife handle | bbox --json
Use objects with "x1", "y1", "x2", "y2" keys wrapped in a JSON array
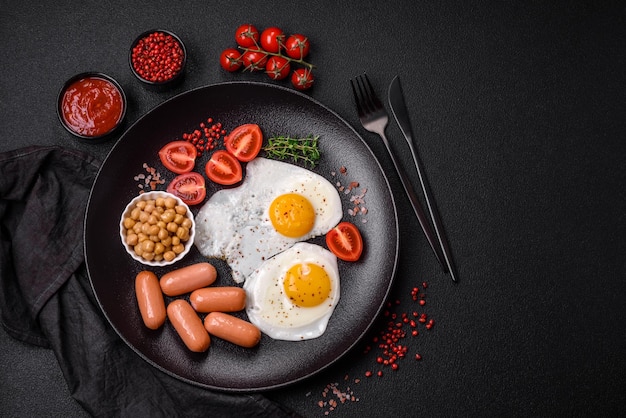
[{"x1": 378, "y1": 130, "x2": 448, "y2": 272}]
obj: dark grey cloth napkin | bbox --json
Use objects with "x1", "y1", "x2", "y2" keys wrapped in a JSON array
[{"x1": 0, "y1": 146, "x2": 299, "y2": 417}]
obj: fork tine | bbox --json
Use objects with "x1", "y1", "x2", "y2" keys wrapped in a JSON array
[
  {"x1": 355, "y1": 75, "x2": 374, "y2": 114},
  {"x1": 350, "y1": 78, "x2": 365, "y2": 118},
  {"x1": 361, "y1": 73, "x2": 383, "y2": 110}
]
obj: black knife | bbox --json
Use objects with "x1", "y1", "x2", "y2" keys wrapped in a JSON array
[{"x1": 388, "y1": 75, "x2": 458, "y2": 282}]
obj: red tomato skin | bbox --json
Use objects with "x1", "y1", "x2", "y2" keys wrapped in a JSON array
[
  {"x1": 158, "y1": 141, "x2": 197, "y2": 174},
  {"x1": 326, "y1": 222, "x2": 364, "y2": 262},
  {"x1": 220, "y1": 48, "x2": 242, "y2": 72},
  {"x1": 260, "y1": 27, "x2": 285, "y2": 53},
  {"x1": 166, "y1": 172, "x2": 206, "y2": 205},
  {"x1": 285, "y1": 34, "x2": 310, "y2": 60},
  {"x1": 241, "y1": 49, "x2": 268, "y2": 71},
  {"x1": 235, "y1": 24, "x2": 259, "y2": 48},
  {"x1": 205, "y1": 150, "x2": 243, "y2": 186},
  {"x1": 291, "y1": 68, "x2": 314, "y2": 90},
  {"x1": 225, "y1": 124, "x2": 263, "y2": 162},
  {"x1": 265, "y1": 56, "x2": 291, "y2": 80}
]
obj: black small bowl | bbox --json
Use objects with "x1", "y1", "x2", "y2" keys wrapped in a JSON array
[
  {"x1": 57, "y1": 72, "x2": 127, "y2": 143},
  {"x1": 129, "y1": 29, "x2": 187, "y2": 90}
]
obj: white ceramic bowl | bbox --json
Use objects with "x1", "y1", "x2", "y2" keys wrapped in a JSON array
[{"x1": 119, "y1": 191, "x2": 195, "y2": 267}]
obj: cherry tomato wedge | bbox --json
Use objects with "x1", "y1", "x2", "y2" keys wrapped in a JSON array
[
  {"x1": 205, "y1": 150, "x2": 243, "y2": 185},
  {"x1": 166, "y1": 172, "x2": 206, "y2": 205},
  {"x1": 326, "y1": 222, "x2": 364, "y2": 262},
  {"x1": 158, "y1": 141, "x2": 197, "y2": 174},
  {"x1": 225, "y1": 124, "x2": 263, "y2": 162}
]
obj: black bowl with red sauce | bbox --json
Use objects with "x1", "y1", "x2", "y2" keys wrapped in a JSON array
[
  {"x1": 57, "y1": 72, "x2": 127, "y2": 143},
  {"x1": 129, "y1": 29, "x2": 187, "y2": 90}
]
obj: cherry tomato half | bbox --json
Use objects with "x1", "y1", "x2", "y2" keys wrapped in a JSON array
[
  {"x1": 260, "y1": 27, "x2": 285, "y2": 53},
  {"x1": 265, "y1": 56, "x2": 291, "y2": 80},
  {"x1": 326, "y1": 222, "x2": 364, "y2": 262},
  {"x1": 285, "y1": 34, "x2": 310, "y2": 60},
  {"x1": 220, "y1": 48, "x2": 242, "y2": 72},
  {"x1": 205, "y1": 150, "x2": 243, "y2": 185},
  {"x1": 166, "y1": 172, "x2": 206, "y2": 205},
  {"x1": 158, "y1": 141, "x2": 197, "y2": 174},
  {"x1": 291, "y1": 68, "x2": 315, "y2": 90},
  {"x1": 241, "y1": 49, "x2": 268, "y2": 71},
  {"x1": 225, "y1": 124, "x2": 263, "y2": 162},
  {"x1": 235, "y1": 24, "x2": 259, "y2": 48}
]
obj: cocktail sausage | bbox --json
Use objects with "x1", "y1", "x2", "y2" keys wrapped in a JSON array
[
  {"x1": 203, "y1": 312, "x2": 261, "y2": 348},
  {"x1": 160, "y1": 262, "x2": 217, "y2": 296},
  {"x1": 167, "y1": 299, "x2": 210, "y2": 352},
  {"x1": 190, "y1": 287, "x2": 246, "y2": 313},
  {"x1": 135, "y1": 271, "x2": 166, "y2": 330}
]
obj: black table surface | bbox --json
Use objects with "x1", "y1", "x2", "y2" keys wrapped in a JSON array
[{"x1": 1, "y1": 1, "x2": 625, "y2": 417}]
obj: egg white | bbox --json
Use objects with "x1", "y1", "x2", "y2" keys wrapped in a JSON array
[
  {"x1": 194, "y1": 157, "x2": 343, "y2": 283},
  {"x1": 243, "y1": 242, "x2": 340, "y2": 341}
]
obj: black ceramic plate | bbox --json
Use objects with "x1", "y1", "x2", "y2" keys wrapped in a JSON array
[{"x1": 85, "y1": 81, "x2": 399, "y2": 392}]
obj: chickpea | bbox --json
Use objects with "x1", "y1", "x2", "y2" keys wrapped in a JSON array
[
  {"x1": 139, "y1": 211, "x2": 150, "y2": 223},
  {"x1": 154, "y1": 242, "x2": 165, "y2": 255},
  {"x1": 123, "y1": 217, "x2": 135, "y2": 229},
  {"x1": 147, "y1": 225, "x2": 160, "y2": 236},
  {"x1": 167, "y1": 222, "x2": 178, "y2": 233},
  {"x1": 158, "y1": 228, "x2": 169, "y2": 240},
  {"x1": 175, "y1": 205, "x2": 187, "y2": 215},
  {"x1": 141, "y1": 240, "x2": 155, "y2": 253},
  {"x1": 161, "y1": 209, "x2": 175, "y2": 223},
  {"x1": 164, "y1": 197, "x2": 176, "y2": 209},
  {"x1": 142, "y1": 251, "x2": 155, "y2": 261},
  {"x1": 172, "y1": 243, "x2": 185, "y2": 254},
  {"x1": 182, "y1": 218, "x2": 193, "y2": 229},
  {"x1": 126, "y1": 233, "x2": 138, "y2": 246},
  {"x1": 130, "y1": 207, "x2": 141, "y2": 220},
  {"x1": 163, "y1": 251, "x2": 176, "y2": 261},
  {"x1": 176, "y1": 226, "x2": 190, "y2": 241},
  {"x1": 132, "y1": 222, "x2": 143, "y2": 234}
]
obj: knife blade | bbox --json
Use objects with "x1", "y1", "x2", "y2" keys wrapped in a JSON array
[{"x1": 388, "y1": 75, "x2": 458, "y2": 282}]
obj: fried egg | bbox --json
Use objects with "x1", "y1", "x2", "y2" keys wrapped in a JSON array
[
  {"x1": 194, "y1": 157, "x2": 343, "y2": 283},
  {"x1": 243, "y1": 242, "x2": 340, "y2": 341}
]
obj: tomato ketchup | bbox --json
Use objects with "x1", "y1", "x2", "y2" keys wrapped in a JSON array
[{"x1": 60, "y1": 75, "x2": 124, "y2": 137}]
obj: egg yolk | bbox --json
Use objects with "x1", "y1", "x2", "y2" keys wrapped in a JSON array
[
  {"x1": 283, "y1": 262, "x2": 331, "y2": 307},
  {"x1": 269, "y1": 193, "x2": 315, "y2": 238}
]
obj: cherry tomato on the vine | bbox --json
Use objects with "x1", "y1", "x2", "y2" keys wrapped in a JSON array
[
  {"x1": 235, "y1": 24, "x2": 259, "y2": 48},
  {"x1": 220, "y1": 48, "x2": 242, "y2": 72},
  {"x1": 291, "y1": 68, "x2": 314, "y2": 90},
  {"x1": 260, "y1": 27, "x2": 285, "y2": 53},
  {"x1": 241, "y1": 49, "x2": 268, "y2": 71},
  {"x1": 265, "y1": 56, "x2": 291, "y2": 80},
  {"x1": 285, "y1": 34, "x2": 310, "y2": 60}
]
